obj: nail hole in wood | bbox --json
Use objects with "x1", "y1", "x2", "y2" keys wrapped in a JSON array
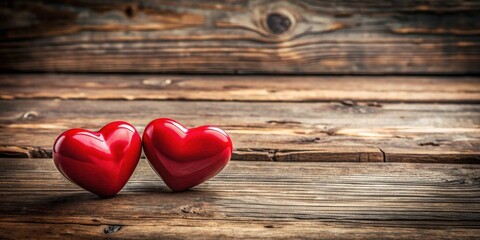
[
  {"x1": 267, "y1": 13, "x2": 291, "y2": 34},
  {"x1": 125, "y1": 5, "x2": 135, "y2": 18}
]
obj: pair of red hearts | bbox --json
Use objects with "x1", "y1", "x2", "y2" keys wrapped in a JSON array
[{"x1": 53, "y1": 118, "x2": 233, "y2": 198}]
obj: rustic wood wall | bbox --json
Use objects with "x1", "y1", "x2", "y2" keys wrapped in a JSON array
[{"x1": 1, "y1": 0, "x2": 479, "y2": 74}]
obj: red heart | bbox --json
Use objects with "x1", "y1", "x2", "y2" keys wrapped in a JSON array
[
  {"x1": 143, "y1": 118, "x2": 232, "y2": 192},
  {"x1": 53, "y1": 121, "x2": 142, "y2": 198}
]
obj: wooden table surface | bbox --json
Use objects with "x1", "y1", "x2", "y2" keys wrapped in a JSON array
[
  {"x1": 2, "y1": 159, "x2": 480, "y2": 239},
  {"x1": 1, "y1": 74, "x2": 480, "y2": 239}
]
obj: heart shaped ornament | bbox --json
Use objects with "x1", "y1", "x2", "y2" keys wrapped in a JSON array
[
  {"x1": 53, "y1": 121, "x2": 142, "y2": 198},
  {"x1": 143, "y1": 118, "x2": 233, "y2": 192}
]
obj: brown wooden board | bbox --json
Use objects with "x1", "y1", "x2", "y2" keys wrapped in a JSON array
[
  {"x1": 1, "y1": 74, "x2": 480, "y2": 103},
  {"x1": 1, "y1": 159, "x2": 480, "y2": 239},
  {"x1": 1, "y1": 1, "x2": 480, "y2": 74},
  {"x1": 0, "y1": 99, "x2": 479, "y2": 163}
]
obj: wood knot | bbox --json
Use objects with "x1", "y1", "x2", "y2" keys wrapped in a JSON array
[
  {"x1": 180, "y1": 203, "x2": 211, "y2": 216},
  {"x1": 104, "y1": 225, "x2": 122, "y2": 234},
  {"x1": 19, "y1": 111, "x2": 39, "y2": 121},
  {"x1": 298, "y1": 137, "x2": 320, "y2": 143},
  {"x1": 267, "y1": 13, "x2": 291, "y2": 34},
  {"x1": 418, "y1": 141, "x2": 441, "y2": 147},
  {"x1": 340, "y1": 100, "x2": 357, "y2": 107}
]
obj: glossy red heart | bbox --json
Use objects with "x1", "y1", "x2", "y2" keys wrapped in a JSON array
[
  {"x1": 53, "y1": 121, "x2": 142, "y2": 198},
  {"x1": 143, "y1": 118, "x2": 232, "y2": 192}
]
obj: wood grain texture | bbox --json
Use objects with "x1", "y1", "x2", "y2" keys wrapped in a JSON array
[
  {"x1": 1, "y1": 99, "x2": 479, "y2": 163},
  {"x1": 1, "y1": 159, "x2": 480, "y2": 239},
  {"x1": 1, "y1": 1, "x2": 480, "y2": 74},
  {"x1": 1, "y1": 74, "x2": 480, "y2": 102}
]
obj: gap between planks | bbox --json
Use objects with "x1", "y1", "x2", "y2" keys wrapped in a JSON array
[{"x1": 0, "y1": 146, "x2": 385, "y2": 162}]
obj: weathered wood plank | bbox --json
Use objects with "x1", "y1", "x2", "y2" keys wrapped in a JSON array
[
  {"x1": 1, "y1": 74, "x2": 480, "y2": 102},
  {"x1": 1, "y1": 1, "x2": 479, "y2": 74},
  {"x1": 2, "y1": 221, "x2": 478, "y2": 240},
  {"x1": 1, "y1": 159, "x2": 480, "y2": 239},
  {"x1": 1, "y1": 100, "x2": 479, "y2": 163}
]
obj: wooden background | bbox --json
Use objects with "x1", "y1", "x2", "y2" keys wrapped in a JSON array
[
  {"x1": 1, "y1": 1, "x2": 480, "y2": 239},
  {"x1": 0, "y1": 0, "x2": 479, "y2": 74}
]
